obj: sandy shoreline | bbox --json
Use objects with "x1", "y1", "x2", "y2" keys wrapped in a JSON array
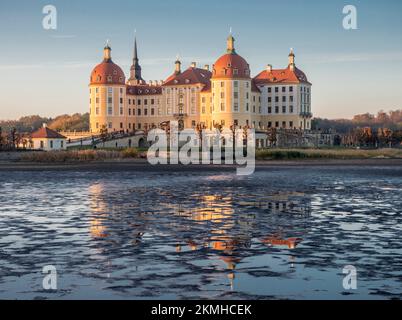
[{"x1": 0, "y1": 158, "x2": 401, "y2": 172}]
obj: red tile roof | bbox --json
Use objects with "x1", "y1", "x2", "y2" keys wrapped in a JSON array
[
  {"x1": 163, "y1": 67, "x2": 212, "y2": 86},
  {"x1": 212, "y1": 53, "x2": 250, "y2": 80},
  {"x1": 126, "y1": 85, "x2": 162, "y2": 96},
  {"x1": 31, "y1": 127, "x2": 66, "y2": 139},
  {"x1": 90, "y1": 60, "x2": 126, "y2": 85},
  {"x1": 254, "y1": 66, "x2": 311, "y2": 85}
]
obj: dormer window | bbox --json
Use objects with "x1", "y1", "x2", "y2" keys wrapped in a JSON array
[
  {"x1": 233, "y1": 68, "x2": 238, "y2": 75},
  {"x1": 107, "y1": 75, "x2": 113, "y2": 82}
]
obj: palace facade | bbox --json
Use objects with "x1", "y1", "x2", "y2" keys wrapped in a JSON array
[{"x1": 89, "y1": 35, "x2": 312, "y2": 133}]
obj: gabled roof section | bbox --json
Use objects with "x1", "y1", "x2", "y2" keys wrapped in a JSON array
[
  {"x1": 254, "y1": 66, "x2": 311, "y2": 85},
  {"x1": 31, "y1": 127, "x2": 66, "y2": 139},
  {"x1": 127, "y1": 85, "x2": 162, "y2": 96},
  {"x1": 163, "y1": 67, "x2": 212, "y2": 86}
]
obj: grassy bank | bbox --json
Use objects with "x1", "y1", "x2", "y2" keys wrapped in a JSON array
[
  {"x1": 17, "y1": 147, "x2": 402, "y2": 162},
  {"x1": 255, "y1": 148, "x2": 402, "y2": 160},
  {"x1": 21, "y1": 148, "x2": 144, "y2": 162}
]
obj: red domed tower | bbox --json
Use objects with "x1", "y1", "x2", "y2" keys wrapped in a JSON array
[
  {"x1": 210, "y1": 34, "x2": 258, "y2": 129},
  {"x1": 89, "y1": 43, "x2": 127, "y2": 133}
]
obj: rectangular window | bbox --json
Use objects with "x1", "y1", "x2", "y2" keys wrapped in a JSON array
[
  {"x1": 234, "y1": 81, "x2": 238, "y2": 87},
  {"x1": 234, "y1": 102, "x2": 239, "y2": 112},
  {"x1": 290, "y1": 121, "x2": 294, "y2": 128},
  {"x1": 290, "y1": 96, "x2": 294, "y2": 102},
  {"x1": 290, "y1": 106, "x2": 294, "y2": 113},
  {"x1": 268, "y1": 87, "x2": 272, "y2": 93},
  {"x1": 120, "y1": 107, "x2": 123, "y2": 115},
  {"x1": 50, "y1": 141, "x2": 53, "y2": 149},
  {"x1": 234, "y1": 92, "x2": 238, "y2": 99},
  {"x1": 290, "y1": 86, "x2": 293, "y2": 92},
  {"x1": 282, "y1": 96, "x2": 286, "y2": 102},
  {"x1": 282, "y1": 121, "x2": 286, "y2": 128},
  {"x1": 282, "y1": 106, "x2": 286, "y2": 113},
  {"x1": 268, "y1": 122, "x2": 272, "y2": 128},
  {"x1": 275, "y1": 106, "x2": 279, "y2": 114},
  {"x1": 282, "y1": 87, "x2": 286, "y2": 93},
  {"x1": 275, "y1": 87, "x2": 279, "y2": 93},
  {"x1": 268, "y1": 97, "x2": 272, "y2": 103},
  {"x1": 275, "y1": 121, "x2": 279, "y2": 128},
  {"x1": 138, "y1": 109, "x2": 141, "y2": 116},
  {"x1": 108, "y1": 106, "x2": 112, "y2": 115},
  {"x1": 268, "y1": 107, "x2": 272, "y2": 114},
  {"x1": 275, "y1": 97, "x2": 279, "y2": 103},
  {"x1": 221, "y1": 103, "x2": 225, "y2": 111}
]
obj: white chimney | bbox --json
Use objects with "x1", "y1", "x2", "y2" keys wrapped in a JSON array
[
  {"x1": 191, "y1": 62, "x2": 197, "y2": 68},
  {"x1": 43, "y1": 123, "x2": 47, "y2": 128},
  {"x1": 204, "y1": 64, "x2": 210, "y2": 71},
  {"x1": 267, "y1": 64, "x2": 272, "y2": 72},
  {"x1": 149, "y1": 80, "x2": 153, "y2": 86}
]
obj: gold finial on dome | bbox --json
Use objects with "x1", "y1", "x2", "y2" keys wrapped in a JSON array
[
  {"x1": 289, "y1": 48, "x2": 295, "y2": 70},
  {"x1": 227, "y1": 32, "x2": 236, "y2": 54},
  {"x1": 103, "y1": 39, "x2": 112, "y2": 61}
]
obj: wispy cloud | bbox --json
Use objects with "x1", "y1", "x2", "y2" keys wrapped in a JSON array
[
  {"x1": 306, "y1": 52, "x2": 402, "y2": 64},
  {"x1": 50, "y1": 35, "x2": 77, "y2": 39},
  {"x1": 0, "y1": 56, "x2": 211, "y2": 71},
  {"x1": 0, "y1": 61, "x2": 94, "y2": 70}
]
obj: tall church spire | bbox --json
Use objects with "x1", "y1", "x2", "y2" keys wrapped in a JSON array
[{"x1": 128, "y1": 35, "x2": 145, "y2": 85}]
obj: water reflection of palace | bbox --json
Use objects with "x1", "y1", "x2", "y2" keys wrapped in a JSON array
[{"x1": 88, "y1": 184, "x2": 311, "y2": 290}]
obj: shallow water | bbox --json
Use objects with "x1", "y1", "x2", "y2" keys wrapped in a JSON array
[{"x1": 0, "y1": 165, "x2": 401, "y2": 300}]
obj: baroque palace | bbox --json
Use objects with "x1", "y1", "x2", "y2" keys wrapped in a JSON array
[{"x1": 89, "y1": 34, "x2": 312, "y2": 134}]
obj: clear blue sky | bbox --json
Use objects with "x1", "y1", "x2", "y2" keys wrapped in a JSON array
[{"x1": 0, "y1": 0, "x2": 401, "y2": 119}]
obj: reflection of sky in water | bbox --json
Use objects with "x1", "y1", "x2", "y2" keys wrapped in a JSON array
[{"x1": 0, "y1": 166, "x2": 401, "y2": 300}]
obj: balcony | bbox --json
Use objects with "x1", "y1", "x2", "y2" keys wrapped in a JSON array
[
  {"x1": 173, "y1": 113, "x2": 188, "y2": 119},
  {"x1": 299, "y1": 112, "x2": 313, "y2": 118}
]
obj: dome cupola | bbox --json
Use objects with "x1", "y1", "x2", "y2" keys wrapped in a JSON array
[
  {"x1": 90, "y1": 42, "x2": 125, "y2": 85},
  {"x1": 212, "y1": 34, "x2": 250, "y2": 79}
]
